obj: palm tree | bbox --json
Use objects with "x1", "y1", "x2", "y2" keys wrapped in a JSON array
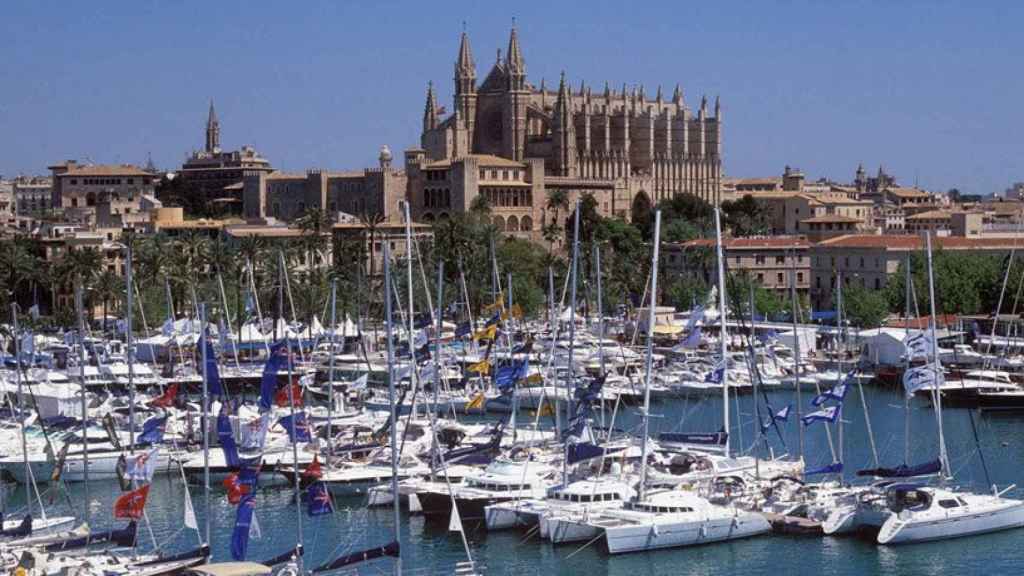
[
  {"x1": 0, "y1": 236, "x2": 37, "y2": 306},
  {"x1": 93, "y1": 270, "x2": 122, "y2": 332},
  {"x1": 544, "y1": 188, "x2": 569, "y2": 254},
  {"x1": 357, "y1": 209, "x2": 386, "y2": 279},
  {"x1": 296, "y1": 207, "x2": 333, "y2": 272}
]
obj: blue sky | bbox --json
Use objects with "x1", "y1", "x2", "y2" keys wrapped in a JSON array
[{"x1": 3, "y1": 1, "x2": 1021, "y2": 195}]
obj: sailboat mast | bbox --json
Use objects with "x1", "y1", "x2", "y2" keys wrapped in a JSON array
[
  {"x1": 285, "y1": 332, "x2": 304, "y2": 571},
  {"x1": 328, "y1": 279, "x2": 337, "y2": 454},
  {"x1": 11, "y1": 305, "x2": 30, "y2": 516},
  {"x1": 924, "y1": 232, "x2": 950, "y2": 478},
  {"x1": 638, "y1": 210, "x2": 661, "y2": 501},
  {"x1": 199, "y1": 303, "x2": 210, "y2": 546},
  {"x1": 595, "y1": 246, "x2": 606, "y2": 375},
  {"x1": 714, "y1": 208, "x2": 731, "y2": 456},
  {"x1": 789, "y1": 250, "x2": 804, "y2": 462},
  {"x1": 382, "y1": 242, "x2": 402, "y2": 576},
  {"x1": 567, "y1": 201, "x2": 581, "y2": 451},
  {"x1": 75, "y1": 285, "x2": 90, "y2": 520},
  {"x1": 904, "y1": 251, "x2": 912, "y2": 464},
  {"x1": 402, "y1": 201, "x2": 419, "y2": 421},
  {"x1": 125, "y1": 239, "x2": 135, "y2": 451}
]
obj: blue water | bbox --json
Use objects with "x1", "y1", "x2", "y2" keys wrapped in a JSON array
[{"x1": 9, "y1": 384, "x2": 1024, "y2": 575}]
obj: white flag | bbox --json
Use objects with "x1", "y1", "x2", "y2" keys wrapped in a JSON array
[
  {"x1": 448, "y1": 502, "x2": 463, "y2": 533},
  {"x1": 419, "y1": 363, "x2": 437, "y2": 383},
  {"x1": 414, "y1": 329, "x2": 428, "y2": 350},
  {"x1": 241, "y1": 413, "x2": 271, "y2": 450},
  {"x1": 250, "y1": 510, "x2": 262, "y2": 540},
  {"x1": 903, "y1": 364, "x2": 944, "y2": 398},
  {"x1": 184, "y1": 490, "x2": 198, "y2": 530},
  {"x1": 126, "y1": 447, "x2": 160, "y2": 482},
  {"x1": 392, "y1": 364, "x2": 412, "y2": 383},
  {"x1": 904, "y1": 333, "x2": 934, "y2": 360},
  {"x1": 349, "y1": 373, "x2": 368, "y2": 391}
]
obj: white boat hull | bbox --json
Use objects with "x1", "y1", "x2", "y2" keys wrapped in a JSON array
[
  {"x1": 878, "y1": 501, "x2": 1024, "y2": 544},
  {"x1": 601, "y1": 511, "x2": 770, "y2": 554}
]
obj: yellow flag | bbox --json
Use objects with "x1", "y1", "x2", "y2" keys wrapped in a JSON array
[
  {"x1": 535, "y1": 399, "x2": 553, "y2": 417},
  {"x1": 526, "y1": 373, "x2": 544, "y2": 385},
  {"x1": 511, "y1": 304, "x2": 523, "y2": 319},
  {"x1": 472, "y1": 325, "x2": 497, "y2": 341},
  {"x1": 465, "y1": 392, "x2": 486, "y2": 411},
  {"x1": 483, "y1": 292, "x2": 505, "y2": 314},
  {"x1": 467, "y1": 360, "x2": 491, "y2": 374}
]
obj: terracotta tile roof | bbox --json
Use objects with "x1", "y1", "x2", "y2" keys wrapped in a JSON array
[
  {"x1": 424, "y1": 154, "x2": 525, "y2": 169},
  {"x1": 817, "y1": 234, "x2": 1024, "y2": 250},
  {"x1": 800, "y1": 214, "x2": 861, "y2": 223},
  {"x1": 887, "y1": 187, "x2": 931, "y2": 198},
  {"x1": 58, "y1": 164, "x2": 151, "y2": 177},
  {"x1": 673, "y1": 236, "x2": 810, "y2": 250},
  {"x1": 905, "y1": 209, "x2": 951, "y2": 220}
]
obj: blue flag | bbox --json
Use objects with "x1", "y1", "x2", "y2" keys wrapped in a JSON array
[
  {"x1": 278, "y1": 412, "x2": 312, "y2": 443},
  {"x1": 238, "y1": 457, "x2": 261, "y2": 491},
  {"x1": 231, "y1": 494, "x2": 257, "y2": 560},
  {"x1": 685, "y1": 305, "x2": 704, "y2": 331},
  {"x1": 137, "y1": 416, "x2": 166, "y2": 445},
  {"x1": 204, "y1": 336, "x2": 222, "y2": 397},
  {"x1": 304, "y1": 481, "x2": 334, "y2": 516},
  {"x1": 218, "y1": 410, "x2": 240, "y2": 467},
  {"x1": 455, "y1": 322, "x2": 471, "y2": 338},
  {"x1": 806, "y1": 461, "x2": 843, "y2": 476},
  {"x1": 704, "y1": 363, "x2": 725, "y2": 384},
  {"x1": 681, "y1": 327, "x2": 701, "y2": 349},
  {"x1": 801, "y1": 405, "x2": 841, "y2": 426},
  {"x1": 259, "y1": 342, "x2": 288, "y2": 412},
  {"x1": 812, "y1": 381, "x2": 850, "y2": 406},
  {"x1": 485, "y1": 312, "x2": 501, "y2": 327}
]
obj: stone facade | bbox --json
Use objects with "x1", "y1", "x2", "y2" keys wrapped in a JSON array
[
  {"x1": 418, "y1": 27, "x2": 723, "y2": 234},
  {"x1": 47, "y1": 161, "x2": 156, "y2": 225}
]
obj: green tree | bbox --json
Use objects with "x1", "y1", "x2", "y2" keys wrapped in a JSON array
[
  {"x1": 843, "y1": 281, "x2": 890, "y2": 328},
  {"x1": 721, "y1": 194, "x2": 770, "y2": 237}
]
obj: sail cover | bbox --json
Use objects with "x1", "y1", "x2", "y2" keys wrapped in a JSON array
[{"x1": 856, "y1": 459, "x2": 942, "y2": 478}]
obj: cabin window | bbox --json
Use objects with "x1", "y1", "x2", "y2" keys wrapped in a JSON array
[{"x1": 938, "y1": 499, "x2": 960, "y2": 509}]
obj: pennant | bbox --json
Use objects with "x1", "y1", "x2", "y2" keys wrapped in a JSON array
[
  {"x1": 148, "y1": 383, "x2": 178, "y2": 408},
  {"x1": 218, "y1": 409, "x2": 240, "y2": 468},
  {"x1": 482, "y1": 293, "x2": 505, "y2": 314},
  {"x1": 184, "y1": 489, "x2": 198, "y2": 530},
  {"x1": 137, "y1": 416, "x2": 167, "y2": 445},
  {"x1": 303, "y1": 455, "x2": 323, "y2": 481},
  {"x1": 449, "y1": 501, "x2": 464, "y2": 533},
  {"x1": 904, "y1": 332, "x2": 934, "y2": 360},
  {"x1": 801, "y1": 405, "x2": 841, "y2": 426},
  {"x1": 704, "y1": 362, "x2": 725, "y2": 384},
  {"x1": 278, "y1": 412, "x2": 312, "y2": 443},
  {"x1": 275, "y1": 382, "x2": 304, "y2": 408},
  {"x1": 685, "y1": 305, "x2": 705, "y2": 331},
  {"x1": 485, "y1": 312, "x2": 501, "y2": 327},
  {"x1": 348, "y1": 373, "x2": 369, "y2": 391},
  {"x1": 467, "y1": 360, "x2": 491, "y2": 375},
  {"x1": 113, "y1": 484, "x2": 150, "y2": 519},
  {"x1": 125, "y1": 447, "x2": 160, "y2": 483},
  {"x1": 812, "y1": 383, "x2": 849, "y2": 407},
  {"x1": 259, "y1": 342, "x2": 289, "y2": 412},
  {"x1": 473, "y1": 325, "x2": 497, "y2": 342},
  {"x1": 231, "y1": 494, "x2": 257, "y2": 561},
  {"x1": 464, "y1": 392, "x2": 486, "y2": 411},
  {"x1": 903, "y1": 364, "x2": 944, "y2": 398},
  {"x1": 240, "y1": 413, "x2": 271, "y2": 451},
  {"x1": 806, "y1": 461, "x2": 844, "y2": 476},
  {"x1": 203, "y1": 336, "x2": 222, "y2": 397},
  {"x1": 304, "y1": 481, "x2": 334, "y2": 516},
  {"x1": 680, "y1": 327, "x2": 702, "y2": 350}
]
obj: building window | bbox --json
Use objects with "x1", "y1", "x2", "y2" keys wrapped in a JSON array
[
  {"x1": 777, "y1": 272, "x2": 783, "y2": 284},
  {"x1": 875, "y1": 278, "x2": 881, "y2": 290},
  {"x1": 797, "y1": 272, "x2": 804, "y2": 283},
  {"x1": 755, "y1": 255, "x2": 765, "y2": 265},
  {"x1": 757, "y1": 273, "x2": 764, "y2": 283}
]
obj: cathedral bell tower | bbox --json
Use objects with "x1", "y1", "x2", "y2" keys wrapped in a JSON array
[
  {"x1": 205, "y1": 99, "x2": 220, "y2": 154},
  {"x1": 502, "y1": 25, "x2": 528, "y2": 161},
  {"x1": 454, "y1": 30, "x2": 477, "y2": 152}
]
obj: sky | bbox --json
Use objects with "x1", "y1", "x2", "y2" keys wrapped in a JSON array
[{"x1": 2, "y1": 1, "x2": 1022, "y2": 195}]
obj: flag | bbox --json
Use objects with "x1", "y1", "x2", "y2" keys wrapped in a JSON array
[
  {"x1": 680, "y1": 327, "x2": 702, "y2": 350},
  {"x1": 278, "y1": 412, "x2": 312, "y2": 443},
  {"x1": 125, "y1": 447, "x2": 160, "y2": 482},
  {"x1": 449, "y1": 501, "x2": 464, "y2": 533},
  {"x1": 903, "y1": 364, "x2": 944, "y2": 398},
  {"x1": 114, "y1": 484, "x2": 151, "y2": 519},
  {"x1": 704, "y1": 362, "x2": 725, "y2": 384},
  {"x1": 812, "y1": 382, "x2": 849, "y2": 406},
  {"x1": 223, "y1": 473, "x2": 247, "y2": 504},
  {"x1": 391, "y1": 364, "x2": 412, "y2": 383},
  {"x1": 240, "y1": 414, "x2": 271, "y2": 450},
  {"x1": 184, "y1": 489, "x2": 198, "y2": 530},
  {"x1": 467, "y1": 360, "x2": 491, "y2": 375},
  {"x1": 414, "y1": 344, "x2": 431, "y2": 362},
  {"x1": 303, "y1": 455, "x2": 323, "y2": 480},
  {"x1": 806, "y1": 461, "x2": 844, "y2": 476},
  {"x1": 904, "y1": 332, "x2": 934, "y2": 360},
  {"x1": 203, "y1": 336, "x2": 222, "y2": 397},
  {"x1": 510, "y1": 304, "x2": 523, "y2": 320},
  {"x1": 473, "y1": 325, "x2": 497, "y2": 341},
  {"x1": 455, "y1": 322, "x2": 472, "y2": 338},
  {"x1": 413, "y1": 329, "x2": 428, "y2": 349},
  {"x1": 161, "y1": 318, "x2": 175, "y2": 337},
  {"x1": 148, "y1": 383, "x2": 178, "y2": 408},
  {"x1": 774, "y1": 404, "x2": 791, "y2": 422},
  {"x1": 231, "y1": 494, "x2": 257, "y2": 561},
  {"x1": 275, "y1": 382, "x2": 304, "y2": 408},
  {"x1": 224, "y1": 459, "x2": 260, "y2": 504},
  {"x1": 349, "y1": 373, "x2": 369, "y2": 391},
  {"x1": 801, "y1": 405, "x2": 841, "y2": 426},
  {"x1": 259, "y1": 342, "x2": 289, "y2": 412},
  {"x1": 249, "y1": 509, "x2": 262, "y2": 540},
  {"x1": 218, "y1": 410, "x2": 240, "y2": 468},
  {"x1": 494, "y1": 360, "x2": 527, "y2": 389},
  {"x1": 686, "y1": 305, "x2": 705, "y2": 331},
  {"x1": 511, "y1": 338, "x2": 534, "y2": 355},
  {"x1": 464, "y1": 392, "x2": 486, "y2": 411},
  {"x1": 304, "y1": 481, "x2": 333, "y2": 516},
  {"x1": 526, "y1": 372, "x2": 544, "y2": 385},
  {"x1": 485, "y1": 312, "x2": 501, "y2": 327},
  {"x1": 137, "y1": 416, "x2": 167, "y2": 445}
]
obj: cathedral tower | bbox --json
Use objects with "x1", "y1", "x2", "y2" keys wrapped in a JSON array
[
  {"x1": 454, "y1": 31, "x2": 477, "y2": 151},
  {"x1": 551, "y1": 72, "x2": 577, "y2": 177},
  {"x1": 205, "y1": 99, "x2": 220, "y2": 154},
  {"x1": 502, "y1": 26, "x2": 528, "y2": 160},
  {"x1": 423, "y1": 81, "x2": 438, "y2": 133}
]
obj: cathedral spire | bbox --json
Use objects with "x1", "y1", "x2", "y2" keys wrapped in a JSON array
[
  {"x1": 455, "y1": 29, "x2": 476, "y2": 98},
  {"x1": 699, "y1": 94, "x2": 708, "y2": 118},
  {"x1": 604, "y1": 81, "x2": 611, "y2": 101},
  {"x1": 672, "y1": 84, "x2": 684, "y2": 106},
  {"x1": 423, "y1": 81, "x2": 438, "y2": 132},
  {"x1": 552, "y1": 72, "x2": 576, "y2": 177},
  {"x1": 506, "y1": 25, "x2": 525, "y2": 90},
  {"x1": 205, "y1": 98, "x2": 220, "y2": 154},
  {"x1": 655, "y1": 85, "x2": 663, "y2": 104},
  {"x1": 714, "y1": 95, "x2": 721, "y2": 120}
]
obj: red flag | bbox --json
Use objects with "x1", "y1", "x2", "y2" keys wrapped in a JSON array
[
  {"x1": 275, "y1": 383, "x2": 304, "y2": 408},
  {"x1": 114, "y1": 484, "x2": 150, "y2": 519},
  {"x1": 223, "y1": 473, "x2": 250, "y2": 504},
  {"x1": 303, "y1": 456, "x2": 323, "y2": 480},
  {"x1": 149, "y1": 383, "x2": 179, "y2": 408}
]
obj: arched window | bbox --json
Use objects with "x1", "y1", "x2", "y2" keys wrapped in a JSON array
[
  {"x1": 507, "y1": 215, "x2": 519, "y2": 232},
  {"x1": 492, "y1": 215, "x2": 506, "y2": 231},
  {"x1": 86, "y1": 192, "x2": 97, "y2": 207},
  {"x1": 423, "y1": 213, "x2": 435, "y2": 223},
  {"x1": 520, "y1": 215, "x2": 533, "y2": 231}
]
